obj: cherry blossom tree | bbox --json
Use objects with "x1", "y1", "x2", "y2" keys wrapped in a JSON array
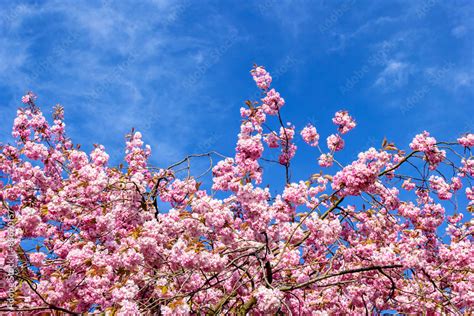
[{"x1": 1, "y1": 66, "x2": 473, "y2": 315}]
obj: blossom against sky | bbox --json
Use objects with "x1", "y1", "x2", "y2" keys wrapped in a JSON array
[{"x1": 0, "y1": 0, "x2": 472, "y2": 180}]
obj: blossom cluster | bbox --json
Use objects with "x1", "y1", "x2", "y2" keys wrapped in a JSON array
[
  {"x1": 300, "y1": 124, "x2": 319, "y2": 147},
  {"x1": 251, "y1": 66, "x2": 272, "y2": 90},
  {"x1": 332, "y1": 110, "x2": 356, "y2": 134},
  {"x1": 409, "y1": 131, "x2": 446, "y2": 169},
  {"x1": 0, "y1": 68, "x2": 473, "y2": 315}
]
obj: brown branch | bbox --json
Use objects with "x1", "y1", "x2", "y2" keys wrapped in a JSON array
[
  {"x1": 378, "y1": 151, "x2": 419, "y2": 176},
  {"x1": 237, "y1": 296, "x2": 257, "y2": 316},
  {"x1": 280, "y1": 264, "x2": 403, "y2": 291}
]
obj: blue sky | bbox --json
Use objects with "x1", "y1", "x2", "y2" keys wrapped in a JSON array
[{"x1": 0, "y1": 0, "x2": 473, "y2": 188}]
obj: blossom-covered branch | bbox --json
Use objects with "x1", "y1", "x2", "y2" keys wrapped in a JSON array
[{"x1": 0, "y1": 67, "x2": 473, "y2": 315}]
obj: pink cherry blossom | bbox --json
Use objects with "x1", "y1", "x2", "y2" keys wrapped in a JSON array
[
  {"x1": 326, "y1": 133, "x2": 345, "y2": 151},
  {"x1": 458, "y1": 133, "x2": 474, "y2": 147},
  {"x1": 402, "y1": 179, "x2": 416, "y2": 191},
  {"x1": 21, "y1": 91, "x2": 36, "y2": 104},
  {"x1": 255, "y1": 286, "x2": 283, "y2": 313},
  {"x1": 1, "y1": 68, "x2": 473, "y2": 315},
  {"x1": 21, "y1": 94, "x2": 30, "y2": 104},
  {"x1": 332, "y1": 110, "x2": 356, "y2": 134},
  {"x1": 410, "y1": 131, "x2": 446, "y2": 169},
  {"x1": 278, "y1": 125, "x2": 297, "y2": 165},
  {"x1": 264, "y1": 132, "x2": 279, "y2": 148},
  {"x1": 429, "y1": 175, "x2": 452, "y2": 200},
  {"x1": 261, "y1": 88, "x2": 285, "y2": 115},
  {"x1": 318, "y1": 153, "x2": 334, "y2": 167},
  {"x1": 251, "y1": 65, "x2": 272, "y2": 90},
  {"x1": 300, "y1": 124, "x2": 319, "y2": 146}
]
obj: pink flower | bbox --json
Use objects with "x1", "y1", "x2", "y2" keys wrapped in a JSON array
[
  {"x1": 429, "y1": 175, "x2": 452, "y2": 200},
  {"x1": 447, "y1": 213, "x2": 463, "y2": 224},
  {"x1": 261, "y1": 89, "x2": 285, "y2": 115},
  {"x1": 234, "y1": 122, "x2": 264, "y2": 183},
  {"x1": 212, "y1": 158, "x2": 238, "y2": 191},
  {"x1": 459, "y1": 158, "x2": 474, "y2": 177},
  {"x1": 21, "y1": 91, "x2": 36, "y2": 104},
  {"x1": 278, "y1": 125, "x2": 297, "y2": 165},
  {"x1": 466, "y1": 187, "x2": 474, "y2": 200},
  {"x1": 125, "y1": 131, "x2": 152, "y2": 181},
  {"x1": 409, "y1": 131, "x2": 445, "y2": 169},
  {"x1": 300, "y1": 124, "x2": 319, "y2": 146},
  {"x1": 282, "y1": 181, "x2": 308, "y2": 205},
  {"x1": 332, "y1": 148, "x2": 390, "y2": 197},
  {"x1": 332, "y1": 110, "x2": 356, "y2": 134},
  {"x1": 29, "y1": 252, "x2": 46, "y2": 266},
  {"x1": 306, "y1": 215, "x2": 342, "y2": 244},
  {"x1": 255, "y1": 286, "x2": 283, "y2": 313},
  {"x1": 458, "y1": 133, "x2": 474, "y2": 147},
  {"x1": 327, "y1": 134, "x2": 344, "y2": 152},
  {"x1": 264, "y1": 132, "x2": 279, "y2": 148},
  {"x1": 451, "y1": 177, "x2": 462, "y2": 191},
  {"x1": 251, "y1": 65, "x2": 272, "y2": 90},
  {"x1": 402, "y1": 179, "x2": 416, "y2": 191},
  {"x1": 318, "y1": 153, "x2": 334, "y2": 167},
  {"x1": 90, "y1": 145, "x2": 109, "y2": 166},
  {"x1": 21, "y1": 94, "x2": 30, "y2": 104},
  {"x1": 410, "y1": 131, "x2": 437, "y2": 152}
]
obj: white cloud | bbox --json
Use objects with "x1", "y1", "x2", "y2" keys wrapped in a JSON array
[
  {"x1": 374, "y1": 60, "x2": 411, "y2": 89},
  {"x1": 0, "y1": 0, "x2": 241, "y2": 166}
]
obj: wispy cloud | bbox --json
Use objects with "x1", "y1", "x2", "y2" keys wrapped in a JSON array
[
  {"x1": 374, "y1": 60, "x2": 412, "y2": 89},
  {"x1": 0, "y1": 0, "x2": 244, "y2": 166},
  {"x1": 0, "y1": 0, "x2": 472, "y2": 170}
]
